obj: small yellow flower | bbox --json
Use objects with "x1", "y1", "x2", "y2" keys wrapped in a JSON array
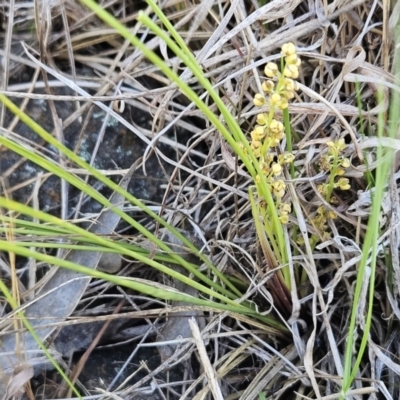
[
  {"x1": 264, "y1": 153, "x2": 274, "y2": 165},
  {"x1": 285, "y1": 54, "x2": 301, "y2": 66},
  {"x1": 330, "y1": 196, "x2": 339, "y2": 205},
  {"x1": 336, "y1": 168, "x2": 345, "y2": 176},
  {"x1": 279, "y1": 203, "x2": 291, "y2": 214},
  {"x1": 264, "y1": 62, "x2": 279, "y2": 78},
  {"x1": 277, "y1": 98, "x2": 289, "y2": 110},
  {"x1": 283, "y1": 78, "x2": 296, "y2": 91},
  {"x1": 316, "y1": 206, "x2": 325, "y2": 215},
  {"x1": 317, "y1": 184, "x2": 328, "y2": 196},
  {"x1": 336, "y1": 138, "x2": 346, "y2": 151},
  {"x1": 278, "y1": 152, "x2": 295, "y2": 164},
  {"x1": 279, "y1": 214, "x2": 289, "y2": 224},
  {"x1": 262, "y1": 80, "x2": 275, "y2": 93},
  {"x1": 251, "y1": 126, "x2": 266, "y2": 141},
  {"x1": 283, "y1": 65, "x2": 299, "y2": 79},
  {"x1": 269, "y1": 93, "x2": 282, "y2": 106},
  {"x1": 253, "y1": 93, "x2": 265, "y2": 107},
  {"x1": 271, "y1": 130, "x2": 285, "y2": 146},
  {"x1": 259, "y1": 160, "x2": 270, "y2": 175},
  {"x1": 256, "y1": 113, "x2": 268, "y2": 125},
  {"x1": 269, "y1": 119, "x2": 284, "y2": 134},
  {"x1": 282, "y1": 90, "x2": 295, "y2": 100},
  {"x1": 322, "y1": 231, "x2": 331, "y2": 241},
  {"x1": 271, "y1": 163, "x2": 282, "y2": 176},
  {"x1": 251, "y1": 140, "x2": 262, "y2": 149},
  {"x1": 269, "y1": 137, "x2": 281, "y2": 147},
  {"x1": 281, "y1": 42, "x2": 296, "y2": 56},
  {"x1": 336, "y1": 178, "x2": 351, "y2": 191},
  {"x1": 256, "y1": 175, "x2": 261, "y2": 183},
  {"x1": 272, "y1": 180, "x2": 286, "y2": 198},
  {"x1": 251, "y1": 140, "x2": 262, "y2": 157},
  {"x1": 341, "y1": 158, "x2": 351, "y2": 168},
  {"x1": 327, "y1": 138, "x2": 346, "y2": 155},
  {"x1": 319, "y1": 155, "x2": 332, "y2": 172},
  {"x1": 328, "y1": 210, "x2": 337, "y2": 219}
]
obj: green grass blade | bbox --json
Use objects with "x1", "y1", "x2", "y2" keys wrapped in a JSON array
[
  {"x1": 0, "y1": 238, "x2": 286, "y2": 330},
  {"x1": 0, "y1": 122, "x2": 240, "y2": 300},
  {"x1": 0, "y1": 196, "x2": 249, "y2": 310},
  {"x1": 341, "y1": 91, "x2": 398, "y2": 395}
]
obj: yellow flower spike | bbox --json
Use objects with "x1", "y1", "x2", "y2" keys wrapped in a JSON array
[
  {"x1": 251, "y1": 126, "x2": 266, "y2": 141},
  {"x1": 256, "y1": 113, "x2": 268, "y2": 125},
  {"x1": 281, "y1": 42, "x2": 296, "y2": 56},
  {"x1": 253, "y1": 93, "x2": 266, "y2": 107},
  {"x1": 283, "y1": 65, "x2": 299, "y2": 79},
  {"x1": 262, "y1": 80, "x2": 275, "y2": 93},
  {"x1": 256, "y1": 175, "x2": 261, "y2": 183},
  {"x1": 269, "y1": 92, "x2": 282, "y2": 106},
  {"x1": 264, "y1": 62, "x2": 279, "y2": 78},
  {"x1": 272, "y1": 163, "x2": 282, "y2": 176}
]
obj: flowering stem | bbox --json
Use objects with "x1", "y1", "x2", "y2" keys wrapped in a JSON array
[{"x1": 326, "y1": 152, "x2": 339, "y2": 201}]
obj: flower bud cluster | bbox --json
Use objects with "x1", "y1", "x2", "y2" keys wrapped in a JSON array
[
  {"x1": 250, "y1": 43, "x2": 301, "y2": 223},
  {"x1": 310, "y1": 206, "x2": 337, "y2": 242},
  {"x1": 255, "y1": 42, "x2": 301, "y2": 111},
  {"x1": 317, "y1": 138, "x2": 351, "y2": 200},
  {"x1": 311, "y1": 138, "x2": 352, "y2": 239}
]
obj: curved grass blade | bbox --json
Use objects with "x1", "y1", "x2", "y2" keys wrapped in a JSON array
[{"x1": 0, "y1": 94, "x2": 241, "y2": 298}]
